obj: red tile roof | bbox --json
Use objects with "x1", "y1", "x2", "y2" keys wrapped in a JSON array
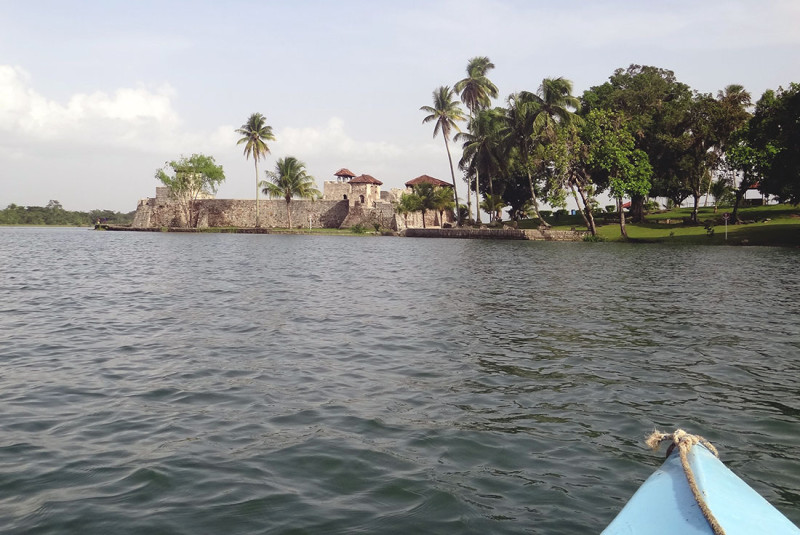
[
  {"x1": 350, "y1": 174, "x2": 383, "y2": 185},
  {"x1": 334, "y1": 168, "x2": 356, "y2": 178},
  {"x1": 405, "y1": 175, "x2": 452, "y2": 188}
]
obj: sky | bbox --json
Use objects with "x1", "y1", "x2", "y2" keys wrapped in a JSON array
[{"x1": 1, "y1": 0, "x2": 799, "y2": 212}]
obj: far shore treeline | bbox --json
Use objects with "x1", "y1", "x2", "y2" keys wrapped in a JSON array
[{"x1": 0, "y1": 200, "x2": 134, "y2": 226}]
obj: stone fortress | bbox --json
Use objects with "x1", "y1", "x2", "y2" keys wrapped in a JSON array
[{"x1": 132, "y1": 168, "x2": 455, "y2": 230}]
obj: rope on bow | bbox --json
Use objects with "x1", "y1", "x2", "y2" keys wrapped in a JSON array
[{"x1": 646, "y1": 429, "x2": 725, "y2": 535}]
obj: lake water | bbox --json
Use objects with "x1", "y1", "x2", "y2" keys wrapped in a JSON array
[{"x1": 1, "y1": 227, "x2": 798, "y2": 534}]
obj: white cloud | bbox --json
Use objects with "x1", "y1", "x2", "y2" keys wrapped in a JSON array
[
  {"x1": 0, "y1": 65, "x2": 180, "y2": 150},
  {"x1": 275, "y1": 117, "x2": 403, "y2": 161}
]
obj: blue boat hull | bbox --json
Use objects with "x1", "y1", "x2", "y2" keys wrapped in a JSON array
[{"x1": 602, "y1": 444, "x2": 799, "y2": 534}]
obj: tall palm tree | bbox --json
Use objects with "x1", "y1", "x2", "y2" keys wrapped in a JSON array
[
  {"x1": 455, "y1": 56, "x2": 499, "y2": 222},
  {"x1": 520, "y1": 77, "x2": 582, "y2": 142},
  {"x1": 502, "y1": 78, "x2": 580, "y2": 228},
  {"x1": 260, "y1": 156, "x2": 319, "y2": 229},
  {"x1": 410, "y1": 183, "x2": 440, "y2": 229},
  {"x1": 421, "y1": 86, "x2": 465, "y2": 224},
  {"x1": 433, "y1": 185, "x2": 456, "y2": 227},
  {"x1": 457, "y1": 107, "x2": 505, "y2": 205},
  {"x1": 236, "y1": 113, "x2": 275, "y2": 227},
  {"x1": 504, "y1": 92, "x2": 550, "y2": 227}
]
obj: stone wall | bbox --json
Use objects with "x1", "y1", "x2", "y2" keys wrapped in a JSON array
[
  {"x1": 322, "y1": 181, "x2": 351, "y2": 202},
  {"x1": 132, "y1": 197, "x2": 394, "y2": 230},
  {"x1": 133, "y1": 187, "x2": 453, "y2": 231},
  {"x1": 405, "y1": 228, "x2": 588, "y2": 241}
]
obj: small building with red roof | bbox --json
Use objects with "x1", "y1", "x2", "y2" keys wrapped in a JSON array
[
  {"x1": 405, "y1": 174, "x2": 452, "y2": 189},
  {"x1": 323, "y1": 168, "x2": 387, "y2": 207}
]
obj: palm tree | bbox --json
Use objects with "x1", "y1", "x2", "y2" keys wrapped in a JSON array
[
  {"x1": 411, "y1": 183, "x2": 440, "y2": 229},
  {"x1": 433, "y1": 186, "x2": 456, "y2": 227},
  {"x1": 504, "y1": 92, "x2": 550, "y2": 227},
  {"x1": 236, "y1": 113, "x2": 275, "y2": 227},
  {"x1": 260, "y1": 156, "x2": 319, "y2": 229},
  {"x1": 421, "y1": 86, "x2": 465, "y2": 224},
  {"x1": 709, "y1": 178, "x2": 732, "y2": 213},
  {"x1": 395, "y1": 192, "x2": 422, "y2": 229},
  {"x1": 480, "y1": 194, "x2": 506, "y2": 223},
  {"x1": 457, "y1": 107, "x2": 505, "y2": 213},
  {"x1": 455, "y1": 57, "x2": 499, "y2": 222},
  {"x1": 521, "y1": 77, "x2": 582, "y2": 142}
]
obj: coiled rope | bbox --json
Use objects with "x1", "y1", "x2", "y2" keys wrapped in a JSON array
[{"x1": 645, "y1": 429, "x2": 725, "y2": 535}]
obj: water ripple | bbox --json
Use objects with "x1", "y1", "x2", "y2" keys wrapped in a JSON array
[{"x1": 0, "y1": 229, "x2": 798, "y2": 533}]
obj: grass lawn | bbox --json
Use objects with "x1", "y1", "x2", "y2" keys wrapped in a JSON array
[{"x1": 518, "y1": 204, "x2": 800, "y2": 246}]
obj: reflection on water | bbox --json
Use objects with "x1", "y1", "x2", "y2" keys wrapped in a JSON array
[{"x1": 0, "y1": 228, "x2": 798, "y2": 534}]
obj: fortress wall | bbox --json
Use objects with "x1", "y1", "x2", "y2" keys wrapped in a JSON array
[
  {"x1": 322, "y1": 181, "x2": 351, "y2": 202},
  {"x1": 132, "y1": 191, "x2": 452, "y2": 231},
  {"x1": 199, "y1": 199, "x2": 351, "y2": 228},
  {"x1": 134, "y1": 198, "x2": 351, "y2": 229},
  {"x1": 338, "y1": 202, "x2": 398, "y2": 230}
]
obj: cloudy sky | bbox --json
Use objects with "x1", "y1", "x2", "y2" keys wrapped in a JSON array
[{"x1": 2, "y1": 0, "x2": 799, "y2": 212}]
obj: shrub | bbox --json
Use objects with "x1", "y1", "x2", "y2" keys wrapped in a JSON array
[
  {"x1": 350, "y1": 223, "x2": 366, "y2": 234},
  {"x1": 644, "y1": 200, "x2": 661, "y2": 212},
  {"x1": 539, "y1": 210, "x2": 552, "y2": 218},
  {"x1": 605, "y1": 205, "x2": 616, "y2": 213},
  {"x1": 583, "y1": 234, "x2": 605, "y2": 242}
]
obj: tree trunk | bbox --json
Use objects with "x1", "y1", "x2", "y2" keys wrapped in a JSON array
[
  {"x1": 286, "y1": 200, "x2": 292, "y2": 229},
  {"x1": 465, "y1": 178, "x2": 472, "y2": 223},
  {"x1": 618, "y1": 197, "x2": 628, "y2": 239},
  {"x1": 630, "y1": 194, "x2": 645, "y2": 223},
  {"x1": 474, "y1": 169, "x2": 482, "y2": 224},
  {"x1": 732, "y1": 186, "x2": 745, "y2": 223},
  {"x1": 443, "y1": 136, "x2": 460, "y2": 226},
  {"x1": 571, "y1": 184, "x2": 596, "y2": 236},
  {"x1": 525, "y1": 167, "x2": 550, "y2": 228},
  {"x1": 692, "y1": 191, "x2": 701, "y2": 224},
  {"x1": 254, "y1": 159, "x2": 260, "y2": 227},
  {"x1": 574, "y1": 178, "x2": 597, "y2": 236},
  {"x1": 421, "y1": 209, "x2": 427, "y2": 229}
]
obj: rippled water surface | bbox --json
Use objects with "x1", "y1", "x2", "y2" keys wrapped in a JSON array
[{"x1": 1, "y1": 227, "x2": 798, "y2": 534}]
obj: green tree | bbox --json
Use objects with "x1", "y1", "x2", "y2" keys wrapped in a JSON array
[
  {"x1": 456, "y1": 107, "x2": 506, "y2": 217},
  {"x1": 747, "y1": 83, "x2": 800, "y2": 204},
  {"x1": 421, "y1": 86, "x2": 466, "y2": 224},
  {"x1": 408, "y1": 183, "x2": 440, "y2": 229},
  {"x1": 522, "y1": 77, "x2": 582, "y2": 141},
  {"x1": 584, "y1": 109, "x2": 652, "y2": 239},
  {"x1": 582, "y1": 65, "x2": 694, "y2": 222},
  {"x1": 503, "y1": 92, "x2": 551, "y2": 227},
  {"x1": 260, "y1": 156, "x2": 320, "y2": 229},
  {"x1": 236, "y1": 112, "x2": 275, "y2": 227},
  {"x1": 433, "y1": 185, "x2": 456, "y2": 227},
  {"x1": 455, "y1": 56, "x2": 499, "y2": 221},
  {"x1": 480, "y1": 194, "x2": 506, "y2": 223},
  {"x1": 725, "y1": 125, "x2": 769, "y2": 222},
  {"x1": 395, "y1": 192, "x2": 422, "y2": 229},
  {"x1": 155, "y1": 154, "x2": 225, "y2": 227},
  {"x1": 709, "y1": 177, "x2": 733, "y2": 213}
]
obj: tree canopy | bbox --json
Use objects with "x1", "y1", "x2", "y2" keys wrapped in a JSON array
[
  {"x1": 260, "y1": 156, "x2": 320, "y2": 229},
  {"x1": 155, "y1": 153, "x2": 225, "y2": 227},
  {"x1": 236, "y1": 112, "x2": 275, "y2": 226}
]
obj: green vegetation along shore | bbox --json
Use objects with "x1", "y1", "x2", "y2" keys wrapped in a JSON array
[
  {"x1": 0, "y1": 201, "x2": 134, "y2": 226},
  {"x1": 519, "y1": 203, "x2": 800, "y2": 246}
]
